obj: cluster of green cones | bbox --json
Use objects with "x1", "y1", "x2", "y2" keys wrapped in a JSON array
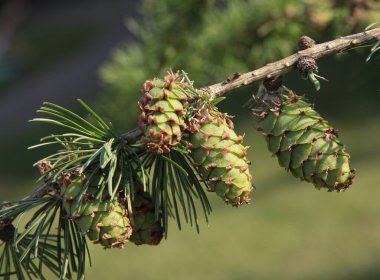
[
  {"x1": 58, "y1": 71, "x2": 256, "y2": 250},
  {"x1": 138, "y1": 71, "x2": 355, "y2": 207},
  {"x1": 60, "y1": 174, "x2": 164, "y2": 249},
  {"x1": 56, "y1": 71, "x2": 354, "y2": 250},
  {"x1": 138, "y1": 71, "x2": 254, "y2": 207}
]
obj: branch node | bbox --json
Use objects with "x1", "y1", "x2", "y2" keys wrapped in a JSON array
[
  {"x1": 221, "y1": 72, "x2": 241, "y2": 85},
  {"x1": 0, "y1": 203, "x2": 14, "y2": 230},
  {"x1": 351, "y1": 39, "x2": 360, "y2": 45},
  {"x1": 297, "y1": 56, "x2": 318, "y2": 78},
  {"x1": 121, "y1": 127, "x2": 144, "y2": 145},
  {"x1": 298, "y1": 35, "x2": 316, "y2": 50}
]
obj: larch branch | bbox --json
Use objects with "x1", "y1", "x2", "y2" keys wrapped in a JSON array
[
  {"x1": 123, "y1": 27, "x2": 380, "y2": 143},
  {"x1": 203, "y1": 27, "x2": 380, "y2": 98}
]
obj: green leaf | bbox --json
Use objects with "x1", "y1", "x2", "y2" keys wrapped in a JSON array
[
  {"x1": 76, "y1": 99, "x2": 113, "y2": 134},
  {"x1": 100, "y1": 139, "x2": 114, "y2": 169},
  {"x1": 40, "y1": 133, "x2": 105, "y2": 144},
  {"x1": 107, "y1": 154, "x2": 118, "y2": 199},
  {"x1": 30, "y1": 118, "x2": 102, "y2": 139},
  {"x1": 43, "y1": 101, "x2": 111, "y2": 138},
  {"x1": 159, "y1": 155, "x2": 188, "y2": 176},
  {"x1": 365, "y1": 22, "x2": 380, "y2": 30},
  {"x1": 80, "y1": 146, "x2": 104, "y2": 173},
  {"x1": 37, "y1": 107, "x2": 106, "y2": 139},
  {"x1": 212, "y1": 96, "x2": 226, "y2": 105},
  {"x1": 367, "y1": 41, "x2": 380, "y2": 62}
]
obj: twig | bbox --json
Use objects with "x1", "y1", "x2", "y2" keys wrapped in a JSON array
[
  {"x1": 121, "y1": 127, "x2": 143, "y2": 145},
  {"x1": 122, "y1": 27, "x2": 380, "y2": 143},
  {"x1": 0, "y1": 179, "x2": 59, "y2": 227},
  {"x1": 202, "y1": 27, "x2": 380, "y2": 98},
  {"x1": 22, "y1": 179, "x2": 59, "y2": 200}
]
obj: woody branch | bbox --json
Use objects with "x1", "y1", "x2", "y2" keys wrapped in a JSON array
[{"x1": 204, "y1": 27, "x2": 380, "y2": 97}]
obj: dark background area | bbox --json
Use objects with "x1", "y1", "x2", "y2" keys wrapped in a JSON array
[{"x1": 0, "y1": 0, "x2": 139, "y2": 182}]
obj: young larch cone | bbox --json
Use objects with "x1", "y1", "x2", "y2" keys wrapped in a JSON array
[
  {"x1": 189, "y1": 111, "x2": 253, "y2": 206},
  {"x1": 138, "y1": 71, "x2": 192, "y2": 154},
  {"x1": 61, "y1": 176, "x2": 132, "y2": 249},
  {"x1": 129, "y1": 190, "x2": 164, "y2": 246},
  {"x1": 252, "y1": 86, "x2": 355, "y2": 191}
]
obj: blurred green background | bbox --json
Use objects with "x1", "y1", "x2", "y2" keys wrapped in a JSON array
[{"x1": 1, "y1": 0, "x2": 380, "y2": 279}]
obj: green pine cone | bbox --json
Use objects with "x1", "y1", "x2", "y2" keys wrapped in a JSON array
[
  {"x1": 130, "y1": 191, "x2": 163, "y2": 246},
  {"x1": 138, "y1": 71, "x2": 192, "y2": 154},
  {"x1": 189, "y1": 112, "x2": 253, "y2": 206},
  {"x1": 252, "y1": 87, "x2": 355, "y2": 191},
  {"x1": 61, "y1": 176, "x2": 132, "y2": 249}
]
